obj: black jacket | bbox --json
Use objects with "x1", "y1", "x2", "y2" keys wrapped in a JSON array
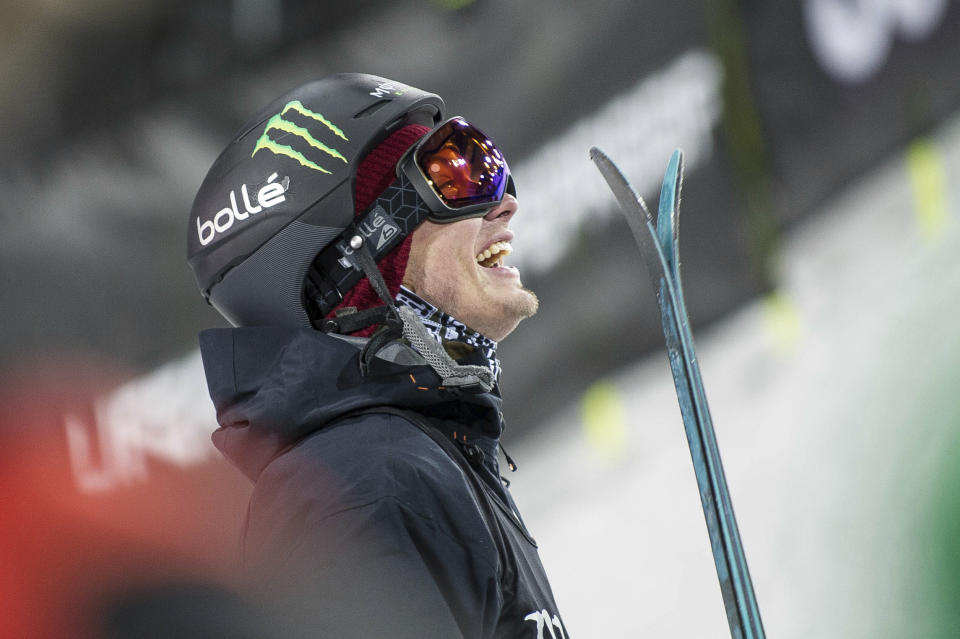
[{"x1": 199, "y1": 326, "x2": 567, "y2": 639}]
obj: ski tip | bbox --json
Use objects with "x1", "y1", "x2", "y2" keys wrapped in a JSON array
[
  {"x1": 589, "y1": 146, "x2": 618, "y2": 176},
  {"x1": 668, "y1": 148, "x2": 684, "y2": 171},
  {"x1": 589, "y1": 147, "x2": 654, "y2": 223}
]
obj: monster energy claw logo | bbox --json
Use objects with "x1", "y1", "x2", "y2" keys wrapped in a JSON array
[{"x1": 252, "y1": 100, "x2": 349, "y2": 174}]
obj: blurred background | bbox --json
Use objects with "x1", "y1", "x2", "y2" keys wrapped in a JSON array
[{"x1": 2, "y1": 0, "x2": 959, "y2": 636}]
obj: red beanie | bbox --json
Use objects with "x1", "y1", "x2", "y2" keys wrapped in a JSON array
[{"x1": 326, "y1": 123, "x2": 431, "y2": 336}]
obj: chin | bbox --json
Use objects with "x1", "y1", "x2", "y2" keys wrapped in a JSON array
[
  {"x1": 482, "y1": 287, "x2": 539, "y2": 341},
  {"x1": 512, "y1": 287, "x2": 539, "y2": 319}
]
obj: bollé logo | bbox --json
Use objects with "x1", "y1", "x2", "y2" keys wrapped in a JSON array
[
  {"x1": 196, "y1": 172, "x2": 289, "y2": 246},
  {"x1": 335, "y1": 205, "x2": 401, "y2": 268}
]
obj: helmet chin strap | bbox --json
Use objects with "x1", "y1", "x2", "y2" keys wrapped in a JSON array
[{"x1": 349, "y1": 236, "x2": 493, "y2": 393}]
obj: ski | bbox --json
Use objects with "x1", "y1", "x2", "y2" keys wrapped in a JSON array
[{"x1": 590, "y1": 147, "x2": 765, "y2": 639}]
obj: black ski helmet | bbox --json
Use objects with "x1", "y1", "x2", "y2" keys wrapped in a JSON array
[{"x1": 187, "y1": 73, "x2": 444, "y2": 328}]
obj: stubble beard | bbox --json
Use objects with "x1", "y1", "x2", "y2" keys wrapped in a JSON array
[
  {"x1": 512, "y1": 286, "x2": 540, "y2": 321},
  {"x1": 413, "y1": 274, "x2": 539, "y2": 341},
  {"x1": 472, "y1": 283, "x2": 540, "y2": 341}
]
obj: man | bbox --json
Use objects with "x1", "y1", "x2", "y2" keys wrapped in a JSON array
[{"x1": 188, "y1": 73, "x2": 567, "y2": 638}]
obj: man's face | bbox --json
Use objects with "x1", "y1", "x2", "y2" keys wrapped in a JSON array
[{"x1": 402, "y1": 194, "x2": 538, "y2": 341}]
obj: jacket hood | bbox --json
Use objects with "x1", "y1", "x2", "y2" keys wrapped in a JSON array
[{"x1": 199, "y1": 326, "x2": 504, "y2": 481}]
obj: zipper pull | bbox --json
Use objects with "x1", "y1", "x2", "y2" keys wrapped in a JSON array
[
  {"x1": 500, "y1": 442, "x2": 518, "y2": 472},
  {"x1": 498, "y1": 411, "x2": 517, "y2": 472}
]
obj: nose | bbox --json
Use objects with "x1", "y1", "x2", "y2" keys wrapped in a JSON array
[{"x1": 483, "y1": 194, "x2": 518, "y2": 223}]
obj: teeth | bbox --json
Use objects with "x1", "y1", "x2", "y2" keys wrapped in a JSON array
[{"x1": 475, "y1": 241, "x2": 512, "y2": 265}]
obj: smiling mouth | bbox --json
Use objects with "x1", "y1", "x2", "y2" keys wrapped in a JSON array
[{"x1": 475, "y1": 240, "x2": 512, "y2": 268}]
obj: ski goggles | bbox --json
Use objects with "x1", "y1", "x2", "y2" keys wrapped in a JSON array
[{"x1": 398, "y1": 116, "x2": 516, "y2": 222}]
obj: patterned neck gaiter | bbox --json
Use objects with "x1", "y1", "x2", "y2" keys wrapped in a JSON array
[{"x1": 396, "y1": 286, "x2": 501, "y2": 383}]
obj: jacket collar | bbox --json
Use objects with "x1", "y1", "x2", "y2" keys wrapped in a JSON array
[{"x1": 199, "y1": 326, "x2": 504, "y2": 481}]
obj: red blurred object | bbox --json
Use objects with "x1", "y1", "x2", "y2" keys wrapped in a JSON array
[{"x1": 0, "y1": 351, "x2": 252, "y2": 638}]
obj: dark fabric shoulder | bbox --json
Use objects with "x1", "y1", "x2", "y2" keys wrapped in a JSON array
[
  {"x1": 252, "y1": 412, "x2": 493, "y2": 538},
  {"x1": 241, "y1": 411, "x2": 505, "y2": 639}
]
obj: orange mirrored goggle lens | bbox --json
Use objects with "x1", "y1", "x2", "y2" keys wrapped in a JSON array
[{"x1": 415, "y1": 117, "x2": 510, "y2": 209}]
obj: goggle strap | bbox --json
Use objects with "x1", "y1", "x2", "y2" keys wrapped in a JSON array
[{"x1": 306, "y1": 173, "x2": 432, "y2": 322}]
